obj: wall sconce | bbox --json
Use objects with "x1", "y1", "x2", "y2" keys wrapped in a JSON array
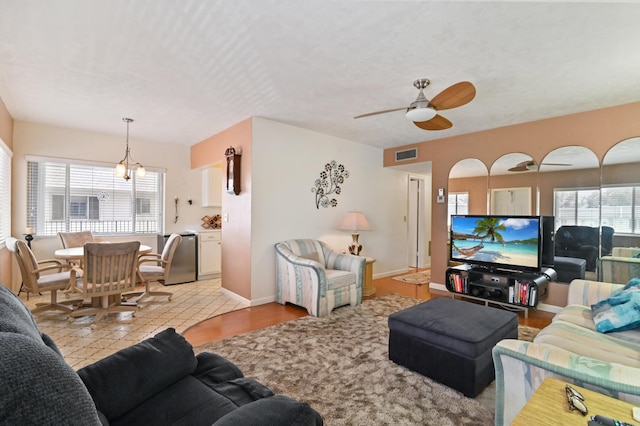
[{"x1": 338, "y1": 211, "x2": 372, "y2": 256}]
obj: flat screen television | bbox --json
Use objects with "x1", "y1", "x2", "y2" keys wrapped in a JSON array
[{"x1": 450, "y1": 215, "x2": 545, "y2": 272}]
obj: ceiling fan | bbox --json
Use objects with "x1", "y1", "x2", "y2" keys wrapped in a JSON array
[
  {"x1": 508, "y1": 160, "x2": 572, "y2": 172},
  {"x1": 353, "y1": 78, "x2": 476, "y2": 131}
]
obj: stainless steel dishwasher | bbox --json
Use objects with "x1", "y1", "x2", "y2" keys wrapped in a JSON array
[{"x1": 157, "y1": 232, "x2": 197, "y2": 285}]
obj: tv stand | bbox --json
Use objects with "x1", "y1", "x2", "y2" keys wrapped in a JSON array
[{"x1": 445, "y1": 264, "x2": 555, "y2": 318}]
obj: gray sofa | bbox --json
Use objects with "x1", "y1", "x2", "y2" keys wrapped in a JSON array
[{"x1": 0, "y1": 284, "x2": 322, "y2": 425}]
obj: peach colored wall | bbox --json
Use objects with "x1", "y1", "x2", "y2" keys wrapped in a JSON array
[
  {"x1": 449, "y1": 176, "x2": 488, "y2": 215},
  {"x1": 0, "y1": 97, "x2": 13, "y2": 289},
  {"x1": 384, "y1": 102, "x2": 640, "y2": 286},
  {"x1": 190, "y1": 118, "x2": 252, "y2": 300}
]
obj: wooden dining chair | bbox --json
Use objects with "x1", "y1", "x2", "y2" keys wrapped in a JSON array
[
  {"x1": 12, "y1": 239, "x2": 81, "y2": 314},
  {"x1": 58, "y1": 231, "x2": 96, "y2": 273},
  {"x1": 124, "y1": 234, "x2": 182, "y2": 304},
  {"x1": 58, "y1": 231, "x2": 95, "y2": 248},
  {"x1": 69, "y1": 241, "x2": 140, "y2": 324}
]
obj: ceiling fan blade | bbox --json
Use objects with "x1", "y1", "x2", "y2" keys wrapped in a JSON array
[
  {"x1": 429, "y1": 81, "x2": 476, "y2": 111},
  {"x1": 353, "y1": 106, "x2": 410, "y2": 119},
  {"x1": 508, "y1": 166, "x2": 530, "y2": 172},
  {"x1": 413, "y1": 114, "x2": 452, "y2": 130},
  {"x1": 542, "y1": 162, "x2": 572, "y2": 166}
]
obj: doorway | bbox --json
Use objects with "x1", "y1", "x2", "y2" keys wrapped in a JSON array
[{"x1": 490, "y1": 187, "x2": 531, "y2": 215}]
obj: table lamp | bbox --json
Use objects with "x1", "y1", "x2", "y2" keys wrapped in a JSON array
[
  {"x1": 24, "y1": 227, "x2": 35, "y2": 248},
  {"x1": 338, "y1": 211, "x2": 371, "y2": 256}
]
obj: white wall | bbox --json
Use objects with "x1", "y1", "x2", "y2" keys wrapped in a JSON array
[
  {"x1": 9, "y1": 121, "x2": 220, "y2": 288},
  {"x1": 250, "y1": 118, "x2": 410, "y2": 301}
]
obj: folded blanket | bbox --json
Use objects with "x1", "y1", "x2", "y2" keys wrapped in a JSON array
[{"x1": 592, "y1": 278, "x2": 640, "y2": 333}]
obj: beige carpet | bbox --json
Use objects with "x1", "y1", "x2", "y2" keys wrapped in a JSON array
[
  {"x1": 195, "y1": 294, "x2": 539, "y2": 425},
  {"x1": 393, "y1": 270, "x2": 431, "y2": 284}
]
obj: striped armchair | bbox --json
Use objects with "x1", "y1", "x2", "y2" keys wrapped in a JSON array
[{"x1": 275, "y1": 239, "x2": 365, "y2": 317}]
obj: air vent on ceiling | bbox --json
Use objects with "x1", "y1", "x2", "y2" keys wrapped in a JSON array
[{"x1": 395, "y1": 148, "x2": 418, "y2": 162}]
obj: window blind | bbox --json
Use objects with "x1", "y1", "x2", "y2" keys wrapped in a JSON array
[{"x1": 27, "y1": 158, "x2": 163, "y2": 236}]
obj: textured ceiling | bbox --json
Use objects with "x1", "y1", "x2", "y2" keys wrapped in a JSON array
[{"x1": 0, "y1": 1, "x2": 639, "y2": 150}]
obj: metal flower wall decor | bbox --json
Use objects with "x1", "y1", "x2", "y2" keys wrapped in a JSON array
[{"x1": 311, "y1": 160, "x2": 350, "y2": 209}]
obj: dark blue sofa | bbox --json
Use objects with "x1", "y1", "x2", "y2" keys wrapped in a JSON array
[{"x1": 0, "y1": 285, "x2": 322, "y2": 425}]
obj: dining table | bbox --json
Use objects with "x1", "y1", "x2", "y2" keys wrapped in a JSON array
[
  {"x1": 54, "y1": 243, "x2": 152, "y2": 261},
  {"x1": 54, "y1": 243, "x2": 153, "y2": 309}
]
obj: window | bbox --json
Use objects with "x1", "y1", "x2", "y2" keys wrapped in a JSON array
[
  {"x1": 0, "y1": 139, "x2": 11, "y2": 246},
  {"x1": 601, "y1": 185, "x2": 640, "y2": 234},
  {"x1": 555, "y1": 186, "x2": 640, "y2": 234},
  {"x1": 136, "y1": 197, "x2": 151, "y2": 215},
  {"x1": 554, "y1": 188, "x2": 600, "y2": 229},
  {"x1": 27, "y1": 158, "x2": 164, "y2": 236},
  {"x1": 448, "y1": 192, "x2": 469, "y2": 227}
]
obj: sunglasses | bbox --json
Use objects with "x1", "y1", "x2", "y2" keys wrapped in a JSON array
[{"x1": 566, "y1": 384, "x2": 588, "y2": 416}]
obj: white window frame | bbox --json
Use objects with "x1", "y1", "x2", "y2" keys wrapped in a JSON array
[
  {"x1": 600, "y1": 184, "x2": 640, "y2": 235},
  {"x1": 553, "y1": 186, "x2": 601, "y2": 230},
  {"x1": 448, "y1": 192, "x2": 469, "y2": 228},
  {"x1": 0, "y1": 139, "x2": 11, "y2": 247},
  {"x1": 26, "y1": 155, "x2": 165, "y2": 236}
]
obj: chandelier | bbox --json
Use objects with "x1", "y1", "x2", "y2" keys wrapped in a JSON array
[{"x1": 115, "y1": 118, "x2": 145, "y2": 180}]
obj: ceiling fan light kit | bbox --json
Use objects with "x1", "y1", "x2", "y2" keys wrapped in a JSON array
[{"x1": 406, "y1": 106, "x2": 437, "y2": 122}]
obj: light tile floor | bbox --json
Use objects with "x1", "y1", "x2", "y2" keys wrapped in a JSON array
[{"x1": 21, "y1": 279, "x2": 247, "y2": 370}]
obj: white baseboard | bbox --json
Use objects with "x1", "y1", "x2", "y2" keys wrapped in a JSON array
[
  {"x1": 220, "y1": 287, "x2": 274, "y2": 307},
  {"x1": 373, "y1": 268, "x2": 411, "y2": 279},
  {"x1": 536, "y1": 303, "x2": 562, "y2": 314},
  {"x1": 428, "y1": 282, "x2": 448, "y2": 293}
]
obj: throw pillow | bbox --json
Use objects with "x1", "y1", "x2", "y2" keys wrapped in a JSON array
[{"x1": 591, "y1": 278, "x2": 640, "y2": 333}]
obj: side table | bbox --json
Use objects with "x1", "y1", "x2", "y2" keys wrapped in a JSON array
[
  {"x1": 512, "y1": 377, "x2": 637, "y2": 425},
  {"x1": 363, "y1": 257, "x2": 376, "y2": 296}
]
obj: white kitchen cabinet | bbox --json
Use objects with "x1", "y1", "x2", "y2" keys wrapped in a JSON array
[
  {"x1": 198, "y1": 231, "x2": 221, "y2": 278},
  {"x1": 201, "y1": 167, "x2": 222, "y2": 207}
]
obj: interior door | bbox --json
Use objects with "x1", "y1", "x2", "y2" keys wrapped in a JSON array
[
  {"x1": 491, "y1": 187, "x2": 531, "y2": 215},
  {"x1": 408, "y1": 178, "x2": 425, "y2": 268}
]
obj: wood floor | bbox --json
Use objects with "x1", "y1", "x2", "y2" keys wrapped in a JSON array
[{"x1": 182, "y1": 270, "x2": 555, "y2": 346}]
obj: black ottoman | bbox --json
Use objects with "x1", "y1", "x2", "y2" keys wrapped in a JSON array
[
  {"x1": 554, "y1": 256, "x2": 586, "y2": 283},
  {"x1": 388, "y1": 298, "x2": 518, "y2": 397}
]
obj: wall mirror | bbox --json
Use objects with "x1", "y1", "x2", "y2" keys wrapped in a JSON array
[
  {"x1": 538, "y1": 146, "x2": 600, "y2": 221},
  {"x1": 601, "y1": 137, "x2": 640, "y2": 247},
  {"x1": 598, "y1": 137, "x2": 640, "y2": 283},
  {"x1": 448, "y1": 158, "x2": 489, "y2": 217},
  {"x1": 489, "y1": 153, "x2": 537, "y2": 215}
]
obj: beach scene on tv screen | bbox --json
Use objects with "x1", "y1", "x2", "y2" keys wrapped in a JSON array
[{"x1": 451, "y1": 216, "x2": 539, "y2": 269}]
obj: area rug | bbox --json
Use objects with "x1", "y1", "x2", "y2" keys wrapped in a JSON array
[
  {"x1": 195, "y1": 295, "x2": 539, "y2": 425},
  {"x1": 392, "y1": 270, "x2": 431, "y2": 285}
]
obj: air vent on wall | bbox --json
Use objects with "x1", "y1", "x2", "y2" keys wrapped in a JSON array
[{"x1": 395, "y1": 148, "x2": 418, "y2": 162}]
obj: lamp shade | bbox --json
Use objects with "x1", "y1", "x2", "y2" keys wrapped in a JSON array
[
  {"x1": 338, "y1": 211, "x2": 371, "y2": 232},
  {"x1": 406, "y1": 106, "x2": 436, "y2": 122}
]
